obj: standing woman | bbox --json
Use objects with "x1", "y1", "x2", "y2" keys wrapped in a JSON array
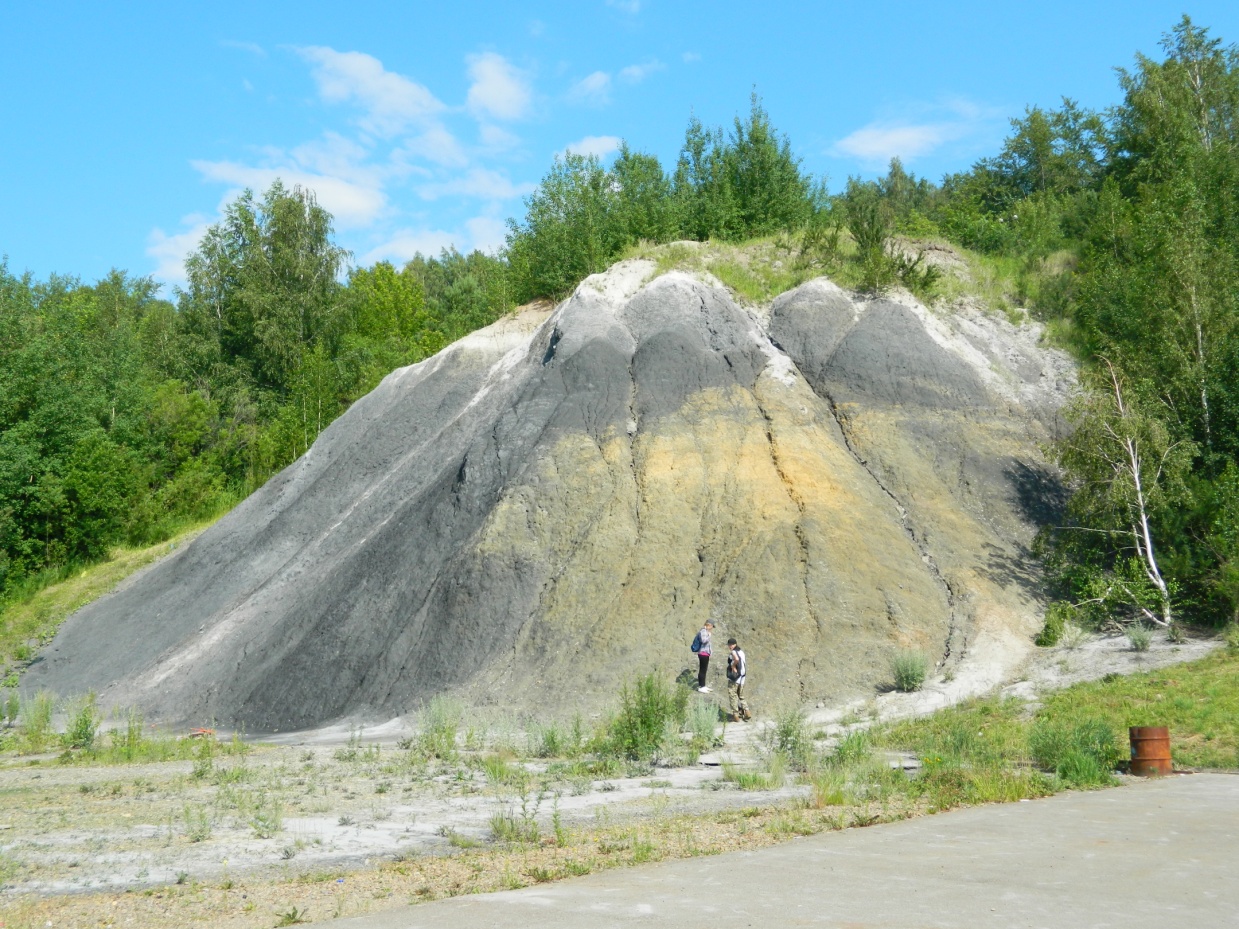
[{"x1": 691, "y1": 620, "x2": 714, "y2": 692}]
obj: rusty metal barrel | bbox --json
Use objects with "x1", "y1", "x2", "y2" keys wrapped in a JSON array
[{"x1": 1129, "y1": 726, "x2": 1172, "y2": 776}]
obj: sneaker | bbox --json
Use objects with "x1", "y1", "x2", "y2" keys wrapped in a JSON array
[{"x1": 697, "y1": 686, "x2": 712, "y2": 693}]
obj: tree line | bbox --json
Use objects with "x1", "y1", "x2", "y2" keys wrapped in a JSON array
[{"x1": 2, "y1": 16, "x2": 1236, "y2": 634}]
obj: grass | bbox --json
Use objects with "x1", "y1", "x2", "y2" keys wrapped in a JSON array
[
  {"x1": 0, "y1": 520, "x2": 215, "y2": 685},
  {"x1": 890, "y1": 651, "x2": 928, "y2": 692}
]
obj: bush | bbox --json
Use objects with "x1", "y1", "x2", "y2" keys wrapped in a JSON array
[
  {"x1": 17, "y1": 690, "x2": 54, "y2": 753},
  {"x1": 418, "y1": 695, "x2": 463, "y2": 759},
  {"x1": 1126, "y1": 624, "x2": 1152, "y2": 652},
  {"x1": 766, "y1": 706, "x2": 814, "y2": 771},
  {"x1": 1037, "y1": 601, "x2": 1074, "y2": 647},
  {"x1": 891, "y1": 651, "x2": 928, "y2": 692},
  {"x1": 605, "y1": 672, "x2": 688, "y2": 761},
  {"x1": 1029, "y1": 717, "x2": 1120, "y2": 787},
  {"x1": 62, "y1": 694, "x2": 100, "y2": 750}
]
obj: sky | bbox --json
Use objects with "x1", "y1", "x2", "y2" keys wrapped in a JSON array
[{"x1": 3, "y1": 2, "x2": 1238, "y2": 292}]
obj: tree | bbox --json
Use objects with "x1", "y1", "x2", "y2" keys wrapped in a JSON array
[
  {"x1": 180, "y1": 181, "x2": 350, "y2": 393},
  {"x1": 1053, "y1": 362, "x2": 1196, "y2": 627}
]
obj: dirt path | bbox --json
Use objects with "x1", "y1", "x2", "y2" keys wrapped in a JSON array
[{"x1": 338, "y1": 773, "x2": 1239, "y2": 929}]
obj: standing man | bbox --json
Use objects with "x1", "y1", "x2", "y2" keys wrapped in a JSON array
[
  {"x1": 691, "y1": 620, "x2": 714, "y2": 693},
  {"x1": 727, "y1": 638, "x2": 750, "y2": 721}
]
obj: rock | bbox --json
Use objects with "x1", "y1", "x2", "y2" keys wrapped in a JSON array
[{"x1": 25, "y1": 262, "x2": 1073, "y2": 731}]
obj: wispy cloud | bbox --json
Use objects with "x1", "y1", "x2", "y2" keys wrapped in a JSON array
[
  {"x1": 830, "y1": 99, "x2": 1006, "y2": 166},
  {"x1": 682, "y1": 51, "x2": 701, "y2": 64},
  {"x1": 359, "y1": 228, "x2": 460, "y2": 265},
  {"x1": 606, "y1": 0, "x2": 641, "y2": 12},
  {"x1": 466, "y1": 53, "x2": 532, "y2": 121},
  {"x1": 465, "y1": 215, "x2": 509, "y2": 253},
  {"x1": 222, "y1": 40, "x2": 265, "y2": 57},
  {"x1": 190, "y1": 159, "x2": 388, "y2": 227},
  {"x1": 298, "y1": 46, "x2": 445, "y2": 137},
  {"x1": 418, "y1": 168, "x2": 536, "y2": 201},
  {"x1": 618, "y1": 60, "x2": 664, "y2": 84},
  {"x1": 563, "y1": 135, "x2": 622, "y2": 158},
  {"x1": 147, "y1": 214, "x2": 212, "y2": 288},
  {"x1": 569, "y1": 71, "x2": 612, "y2": 106}
]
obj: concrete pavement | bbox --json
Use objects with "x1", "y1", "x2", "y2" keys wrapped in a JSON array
[{"x1": 337, "y1": 773, "x2": 1238, "y2": 929}]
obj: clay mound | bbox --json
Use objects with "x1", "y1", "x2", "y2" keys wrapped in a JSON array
[{"x1": 25, "y1": 263, "x2": 1073, "y2": 731}]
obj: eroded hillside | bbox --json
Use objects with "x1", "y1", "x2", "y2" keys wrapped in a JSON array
[{"x1": 25, "y1": 260, "x2": 1075, "y2": 730}]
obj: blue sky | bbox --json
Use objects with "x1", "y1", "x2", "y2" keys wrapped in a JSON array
[{"x1": 3, "y1": 2, "x2": 1238, "y2": 291}]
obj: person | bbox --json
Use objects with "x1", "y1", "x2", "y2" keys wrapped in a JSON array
[
  {"x1": 690, "y1": 620, "x2": 714, "y2": 692},
  {"x1": 726, "y1": 637, "x2": 750, "y2": 721}
]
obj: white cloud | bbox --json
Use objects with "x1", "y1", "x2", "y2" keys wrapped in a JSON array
[
  {"x1": 478, "y1": 123, "x2": 521, "y2": 152},
  {"x1": 191, "y1": 159, "x2": 387, "y2": 228},
  {"x1": 298, "y1": 46, "x2": 444, "y2": 137},
  {"x1": 147, "y1": 214, "x2": 212, "y2": 287},
  {"x1": 569, "y1": 71, "x2": 611, "y2": 105},
  {"x1": 222, "y1": 40, "x2": 265, "y2": 57},
  {"x1": 619, "y1": 60, "x2": 664, "y2": 84},
  {"x1": 830, "y1": 99, "x2": 1008, "y2": 166},
  {"x1": 418, "y1": 168, "x2": 536, "y2": 201},
  {"x1": 465, "y1": 216, "x2": 509, "y2": 254},
  {"x1": 564, "y1": 135, "x2": 622, "y2": 158},
  {"x1": 360, "y1": 229, "x2": 460, "y2": 266},
  {"x1": 831, "y1": 124, "x2": 961, "y2": 162},
  {"x1": 466, "y1": 52, "x2": 532, "y2": 121},
  {"x1": 607, "y1": 0, "x2": 641, "y2": 12},
  {"x1": 399, "y1": 124, "x2": 469, "y2": 167},
  {"x1": 682, "y1": 51, "x2": 701, "y2": 63}
]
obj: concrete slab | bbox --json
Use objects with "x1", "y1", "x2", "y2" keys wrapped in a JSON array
[{"x1": 336, "y1": 774, "x2": 1239, "y2": 929}]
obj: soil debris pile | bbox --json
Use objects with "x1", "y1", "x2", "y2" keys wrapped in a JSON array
[{"x1": 26, "y1": 262, "x2": 1074, "y2": 730}]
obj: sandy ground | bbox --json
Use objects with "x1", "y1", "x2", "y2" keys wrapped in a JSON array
[{"x1": 0, "y1": 627, "x2": 1221, "y2": 925}]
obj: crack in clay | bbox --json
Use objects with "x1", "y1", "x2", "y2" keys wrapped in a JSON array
[{"x1": 818, "y1": 392, "x2": 964, "y2": 670}]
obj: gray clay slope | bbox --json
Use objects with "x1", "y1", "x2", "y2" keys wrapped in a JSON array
[{"x1": 26, "y1": 263, "x2": 1074, "y2": 731}]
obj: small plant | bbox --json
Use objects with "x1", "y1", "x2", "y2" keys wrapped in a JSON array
[
  {"x1": 17, "y1": 690, "x2": 54, "y2": 753},
  {"x1": 62, "y1": 693, "x2": 100, "y2": 750},
  {"x1": 248, "y1": 795, "x2": 284, "y2": 838},
  {"x1": 1126, "y1": 624, "x2": 1152, "y2": 652},
  {"x1": 418, "y1": 695, "x2": 463, "y2": 759},
  {"x1": 183, "y1": 803, "x2": 213, "y2": 842},
  {"x1": 1224, "y1": 624, "x2": 1239, "y2": 651},
  {"x1": 440, "y1": 826, "x2": 483, "y2": 849},
  {"x1": 891, "y1": 650, "x2": 928, "y2": 692},
  {"x1": 274, "y1": 906, "x2": 309, "y2": 926},
  {"x1": 685, "y1": 699, "x2": 719, "y2": 748},
  {"x1": 1166, "y1": 621, "x2": 1186, "y2": 644},
  {"x1": 766, "y1": 706, "x2": 814, "y2": 771},
  {"x1": 829, "y1": 729, "x2": 872, "y2": 767},
  {"x1": 176, "y1": 870, "x2": 190, "y2": 885}
]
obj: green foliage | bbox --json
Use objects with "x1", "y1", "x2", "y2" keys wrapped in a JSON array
[
  {"x1": 1126, "y1": 623, "x2": 1153, "y2": 651},
  {"x1": 61, "y1": 693, "x2": 100, "y2": 750},
  {"x1": 604, "y1": 671, "x2": 688, "y2": 761},
  {"x1": 1036, "y1": 601, "x2": 1073, "y2": 646},
  {"x1": 765, "y1": 706, "x2": 814, "y2": 771},
  {"x1": 891, "y1": 650, "x2": 928, "y2": 692},
  {"x1": 1028, "y1": 718, "x2": 1122, "y2": 786},
  {"x1": 417, "y1": 695, "x2": 463, "y2": 760}
]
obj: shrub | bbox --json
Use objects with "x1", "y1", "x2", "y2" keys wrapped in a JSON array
[
  {"x1": 685, "y1": 699, "x2": 719, "y2": 748},
  {"x1": 1028, "y1": 717, "x2": 1120, "y2": 787},
  {"x1": 891, "y1": 651, "x2": 928, "y2": 692},
  {"x1": 766, "y1": 706, "x2": 814, "y2": 771},
  {"x1": 1126, "y1": 624, "x2": 1152, "y2": 652},
  {"x1": 606, "y1": 672, "x2": 688, "y2": 761},
  {"x1": 17, "y1": 690, "x2": 54, "y2": 753},
  {"x1": 1037, "y1": 601, "x2": 1074, "y2": 647},
  {"x1": 62, "y1": 694, "x2": 100, "y2": 750},
  {"x1": 418, "y1": 695, "x2": 463, "y2": 759}
]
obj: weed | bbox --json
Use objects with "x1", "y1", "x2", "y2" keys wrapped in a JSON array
[
  {"x1": 891, "y1": 651, "x2": 928, "y2": 692},
  {"x1": 183, "y1": 803, "x2": 213, "y2": 842},
  {"x1": 440, "y1": 827, "x2": 483, "y2": 849},
  {"x1": 1029, "y1": 718, "x2": 1121, "y2": 787},
  {"x1": 248, "y1": 795, "x2": 284, "y2": 838},
  {"x1": 605, "y1": 672, "x2": 687, "y2": 761},
  {"x1": 274, "y1": 906, "x2": 309, "y2": 926},
  {"x1": 1224, "y1": 624, "x2": 1239, "y2": 651},
  {"x1": 418, "y1": 695, "x2": 463, "y2": 760},
  {"x1": 176, "y1": 870, "x2": 190, "y2": 884},
  {"x1": 1126, "y1": 624, "x2": 1152, "y2": 652},
  {"x1": 685, "y1": 699, "x2": 719, "y2": 748},
  {"x1": 59, "y1": 693, "x2": 100, "y2": 750},
  {"x1": 17, "y1": 690, "x2": 54, "y2": 753},
  {"x1": 766, "y1": 706, "x2": 814, "y2": 771}
]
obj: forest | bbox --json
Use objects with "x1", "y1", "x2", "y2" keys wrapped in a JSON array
[{"x1": 1, "y1": 15, "x2": 1235, "y2": 636}]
